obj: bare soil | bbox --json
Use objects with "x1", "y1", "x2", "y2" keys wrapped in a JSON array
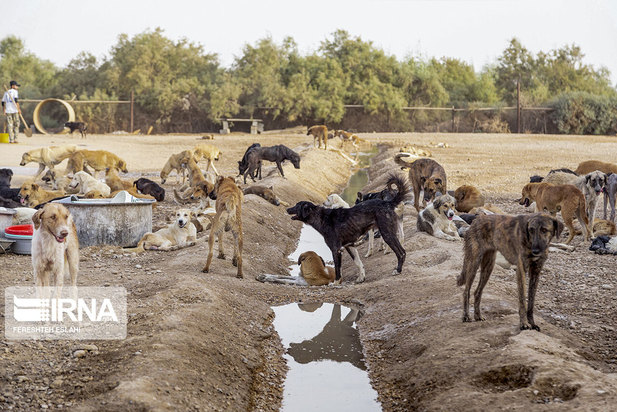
[{"x1": 1, "y1": 131, "x2": 617, "y2": 411}]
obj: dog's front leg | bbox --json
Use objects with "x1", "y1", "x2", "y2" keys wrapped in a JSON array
[
  {"x1": 515, "y1": 257, "x2": 531, "y2": 330},
  {"x1": 365, "y1": 230, "x2": 374, "y2": 258},
  {"x1": 275, "y1": 161, "x2": 285, "y2": 178},
  {"x1": 526, "y1": 260, "x2": 543, "y2": 331},
  {"x1": 333, "y1": 249, "x2": 343, "y2": 284}
]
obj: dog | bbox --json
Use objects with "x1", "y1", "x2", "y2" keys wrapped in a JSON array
[
  {"x1": 590, "y1": 235, "x2": 617, "y2": 255},
  {"x1": 19, "y1": 182, "x2": 64, "y2": 207},
  {"x1": 453, "y1": 185, "x2": 484, "y2": 213},
  {"x1": 105, "y1": 167, "x2": 133, "y2": 192},
  {"x1": 243, "y1": 185, "x2": 281, "y2": 206},
  {"x1": 69, "y1": 150, "x2": 128, "y2": 178},
  {"x1": 127, "y1": 209, "x2": 196, "y2": 253},
  {"x1": 335, "y1": 130, "x2": 364, "y2": 149},
  {"x1": 20, "y1": 145, "x2": 78, "y2": 179},
  {"x1": 323, "y1": 194, "x2": 350, "y2": 209},
  {"x1": 41, "y1": 169, "x2": 75, "y2": 192},
  {"x1": 202, "y1": 176, "x2": 244, "y2": 278},
  {"x1": 12, "y1": 207, "x2": 37, "y2": 225},
  {"x1": 69, "y1": 171, "x2": 111, "y2": 197},
  {"x1": 307, "y1": 125, "x2": 328, "y2": 149},
  {"x1": 575, "y1": 160, "x2": 617, "y2": 175},
  {"x1": 243, "y1": 145, "x2": 301, "y2": 184},
  {"x1": 0, "y1": 168, "x2": 21, "y2": 202},
  {"x1": 519, "y1": 182, "x2": 590, "y2": 244},
  {"x1": 0, "y1": 195, "x2": 21, "y2": 208},
  {"x1": 256, "y1": 251, "x2": 335, "y2": 286},
  {"x1": 133, "y1": 178, "x2": 165, "y2": 202},
  {"x1": 160, "y1": 150, "x2": 197, "y2": 184},
  {"x1": 238, "y1": 143, "x2": 261, "y2": 177},
  {"x1": 592, "y1": 219, "x2": 617, "y2": 237},
  {"x1": 603, "y1": 173, "x2": 617, "y2": 222},
  {"x1": 457, "y1": 213, "x2": 563, "y2": 331},
  {"x1": 64, "y1": 121, "x2": 87, "y2": 138},
  {"x1": 193, "y1": 144, "x2": 221, "y2": 175},
  {"x1": 394, "y1": 153, "x2": 447, "y2": 212},
  {"x1": 287, "y1": 174, "x2": 409, "y2": 283},
  {"x1": 417, "y1": 194, "x2": 460, "y2": 241},
  {"x1": 31, "y1": 203, "x2": 79, "y2": 298}
]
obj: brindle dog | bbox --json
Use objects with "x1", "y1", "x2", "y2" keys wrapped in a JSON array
[{"x1": 457, "y1": 213, "x2": 563, "y2": 331}]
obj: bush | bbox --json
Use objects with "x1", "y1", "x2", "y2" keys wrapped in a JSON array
[{"x1": 549, "y1": 92, "x2": 617, "y2": 135}]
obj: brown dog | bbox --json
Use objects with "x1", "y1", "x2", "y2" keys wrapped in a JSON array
[
  {"x1": 335, "y1": 130, "x2": 364, "y2": 149},
  {"x1": 19, "y1": 182, "x2": 64, "y2": 207},
  {"x1": 105, "y1": 167, "x2": 133, "y2": 192},
  {"x1": 575, "y1": 160, "x2": 617, "y2": 175},
  {"x1": 395, "y1": 154, "x2": 447, "y2": 211},
  {"x1": 69, "y1": 150, "x2": 128, "y2": 178},
  {"x1": 454, "y1": 185, "x2": 485, "y2": 213},
  {"x1": 255, "y1": 251, "x2": 335, "y2": 286},
  {"x1": 202, "y1": 176, "x2": 244, "y2": 278},
  {"x1": 160, "y1": 150, "x2": 197, "y2": 184},
  {"x1": 457, "y1": 213, "x2": 562, "y2": 331},
  {"x1": 520, "y1": 182, "x2": 590, "y2": 244},
  {"x1": 243, "y1": 185, "x2": 281, "y2": 206},
  {"x1": 307, "y1": 125, "x2": 328, "y2": 150}
]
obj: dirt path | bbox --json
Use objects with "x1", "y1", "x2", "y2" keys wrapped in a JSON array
[{"x1": 1, "y1": 131, "x2": 617, "y2": 410}]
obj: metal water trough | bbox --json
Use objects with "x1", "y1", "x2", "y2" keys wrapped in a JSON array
[{"x1": 53, "y1": 194, "x2": 155, "y2": 247}]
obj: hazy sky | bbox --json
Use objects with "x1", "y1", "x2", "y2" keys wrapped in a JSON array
[{"x1": 2, "y1": 0, "x2": 617, "y2": 85}]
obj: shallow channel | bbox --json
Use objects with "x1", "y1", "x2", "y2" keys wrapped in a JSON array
[{"x1": 272, "y1": 303, "x2": 381, "y2": 411}]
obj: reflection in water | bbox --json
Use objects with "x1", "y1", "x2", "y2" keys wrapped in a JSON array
[
  {"x1": 273, "y1": 303, "x2": 381, "y2": 411},
  {"x1": 339, "y1": 146, "x2": 380, "y2": 206}
]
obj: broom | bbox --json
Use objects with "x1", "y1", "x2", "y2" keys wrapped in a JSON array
[{"x1": 3, "y1": 84, "x2": 33, "y2": 137}]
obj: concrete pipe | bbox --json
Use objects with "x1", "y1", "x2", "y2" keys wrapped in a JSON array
[{"x1": 32, "y1": 98, "x2": 76, "y2": 135}]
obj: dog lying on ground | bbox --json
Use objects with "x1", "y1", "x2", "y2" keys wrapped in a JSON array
[
  {"x1": 19, "y1": 182, "x2": 65, "y2": 207},
  {"x1": 134, "y1": 178, "x2": 165, "y2": 202},
  {"x1": 589, "y1": 235, "x2": 617, "y2": 255},
  {"x1": 287, "y1": 174, "x2": 409, "y2": 283},
  {"x1": 64, "y1": 121, "x2": 87, "y2": 138},
  {"x1": 193, "y1": 144, "x2": 221, "y2": 175},
  {"x1": 417, "y1": 194, "x2": 460, "y2": 241},
  {"x1": 202, "y1": 176, "x2": 244, "y2": 278},
  {"x1": 394, "y1": 153, "x2": 447, "y2": 212},
  {"x1": 575, "y1": 160, "x2": 617, "y2": 175},
  {"x1": 243, "y1": 145, "x2": 301, "y2": 184},
  {"x1": 0, "y1": 195, "x2": 21, "y2": 208},
  {"x1": 69, "y1": 150, "x2": 128, "y2": 178},
  {"x1": 127, "y1": 209, "x2": 196, "y2": 253},
  {"x1": 12, "y1": 207, "x2": 37, "y2": 225},
  {"x1": 243, "y1": 185, "x2": 281, "y2": 206},
  {"x1": 105, "y1": 167, "x2": 133, "y2": 192},
  {"x1": 592, "y1": 219, "x2": 617, "y2": 236},
  {"x1": 69, "y1": 171, "x2": 111, "y2": 197},
  {"x1": 238, "y1": 143, "x2": 261, "y2": 178},
  {"x1": 323, "y1": 194, "x2": 350, "y2": 209},
  {"x1": 454, "y1": 185, "x2": 485, "y2": 213},
  {"x1": 307, "y1": 125, "x2": 328, "y2": 149},
  {"x1": 0, "y1": 168, "x2": 21, "y2": 202},
  {"x1": 41, "y1": 169, "x2": 75, "y2": 192},
  {"x1": 256, "y1": 251, "x2": 335, "y2": 286},
  {"x1": 604, "y1": 173, "x2": 617, "y2": 222},
  {"x1": 31, "y1": 203, "x2": 79, "y2": 298},
  {"x1": 519, "y1": 182, "x2": 590, "y2": 244},
  {"x1": 174, "y1": 180, "x2": 215, "y2": 211},
  {"x1": 20, "y1": 145, "x2": 78, "y2": 179},
  {"x1": 457, "y1": 213, "x2": 563, "y2": 331}
]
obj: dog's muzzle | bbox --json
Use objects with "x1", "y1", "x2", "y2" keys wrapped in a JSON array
[{"x1": 178, "y1": 220, "x2": 187, "y2": 228}]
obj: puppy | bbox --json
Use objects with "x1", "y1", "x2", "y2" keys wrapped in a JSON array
[
  {"x1": 417, "y1": 194, "x2": 460, "y2": 241},
  {"x1": 454, "y1": 185, "x2": 485, "y2": 213},
  {"x1": 127, "y1": 209, "x2": 196, "y2": 253},
  {"x1": 256, "y1": 251, "x2": 335, "y2": 286},
  {"x1": 31, "y1": 203, "x2": 79, "y2": 298},
  {"x1": 64, "y1": 121, "x2": 87, "y2": 138},
  {"x1": 69, "y1": 171, "x2": 111, "y2": 197},
  {"x1": 134, "y1": 178, "x2": 165, "y2": 202}
]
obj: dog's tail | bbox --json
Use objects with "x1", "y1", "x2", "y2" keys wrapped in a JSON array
[
  {"x1": 393, "y1": 153, "x2": 416, "y2": 169},
  {"x1": 385, "y1": 174, "x2": 411, "y2": 205}
]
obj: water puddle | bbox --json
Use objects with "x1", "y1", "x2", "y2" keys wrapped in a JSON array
[
  {"x1": 339, "y1": 145, "x2": 380, "y2": 205},
  {"x1": 272, "y1": 302, "x2": 381, "y2": 411}
]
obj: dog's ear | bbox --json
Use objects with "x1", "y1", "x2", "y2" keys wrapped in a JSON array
[
  {"x1": 356, "y1": 192, "x2": 363, "y2": 202},
  {"x1": 319, "y1": 256, "x2": 326, "y2": 267},
  {"x1": 32, "y1": 209, "x2": 44, "y2": 230},
  {"x1": 433, "y1": 196, "x2": 443, "y2": 209},
  {"x1": 31, "y1": 183, "x2": 39, "y2": 190},
  {"x1": 297, "y1": 253, "x2": 305, "y2": 266},
  {"x1": 586, "y1": 174, "x2": 591, "y2": 184},
  {"x1": 8, "y1": 169, "x2": 13, "y2": 177},
  {"x1": 552, "y1": 218, "x2": 564, "y2": 239},
  {"x1": 420, "y1": 176, "x2": 427, "y2": 184}
]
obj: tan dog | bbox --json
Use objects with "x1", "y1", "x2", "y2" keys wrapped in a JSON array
[
  {"x1": 335, "y1": 130, "x2": 364, "y2": 149},
  {"x1": 69, "y1": 171, "x2": 111, "y2": 197},
  {"x1": 193, "y1": 144, "x2": 221, "y2": 175},
  {"x1": 395, "y1": 154, "x2": 447, "y2": 211},
  {"x1": 416, "y1": 194, "x2": 460, "y2": 241},
  {"x1": 31, "y1": 203, "x2": 79, "y2": 297},
  {"x1": 105, "y1": 167, "x2": 133, "y2": 192},
  {"x1": 256, "y1": 251, "x2": 335, "y2": 286},
  {"x1": 174, "y1": 180, "x2": 215, "y2": 213},
  {"x1": 454, "y1": 185, "x2": 485, "y2": 213},
  {"x1": 519, "y1": 182, "x2": 590, "y2": 244},
  {"x1": 243, "y1": 185, "x2": 281, "y2": 206},
  {"x1": 69, "y1": 150, "x2": 128, "y2": 178},
  {"x1": 575, "y1": 160, "x2": 617, "y2": 175},
  {"x1": 127, "y1": 209, "x2": 197, "y2": 253},
  {"x1": 160, "y1": 150, "x2": 196, "y2": 184},
  {"x1": 20, "y1": 144, "x2": 78, "y2": 179},
  {"x1": 469, "y1": 204, "x2": 505, "y2": 215},
  {"x1": 457, "y1": 213, "x2": 563, "y2": 331},
  {"x1": 307, "y1": 125, "x2": 328, "y2": 150},
  {"x1": 19, "y1": 182, "x2": 64, "y2": 207},
  {"x1": 202, "y1": 176, "x2": 244, "y2": 278}
]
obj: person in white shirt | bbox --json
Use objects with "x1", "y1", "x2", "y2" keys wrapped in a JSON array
[{"x1": 2, "y1": 80, "x2": 21, "y2": 143}]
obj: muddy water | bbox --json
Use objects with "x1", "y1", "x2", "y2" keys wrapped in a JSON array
[
  {"x1": 339, "y1": 145, "x2": 380, "y2": 205},
  {"x1": 272, "y1": 303, "x2": 381, "y2": 411}
]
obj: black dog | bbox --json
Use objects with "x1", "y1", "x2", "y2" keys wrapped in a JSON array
[
  {"x1": 356, "y1": 185, "x2": 398, "y2": 204},
  {"x1": 133, "y1": 178, "x2": 165, "y2": 202},
  {"x1": 0, "y1": 168, "x2": 20, "y2": 203},
  {"x1": 238, "y1": 143, "x2": 261, "y2": 177},
  {"x1": 64, "y1": 121, "x2": 87, "y2": 138},
  {"x1": 0, "y1": 195, "x2": 21, "y2": 208},
  {"x1": 287, "y1": 174, "x2": 409, "y2": 283},
  {"x1": 244, "y1": 145, "x2": 300, "y2": 184}
]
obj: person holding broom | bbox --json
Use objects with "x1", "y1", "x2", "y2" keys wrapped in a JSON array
[{"x1": 2, "y1": 80, "x2": 21, "y2": 143}]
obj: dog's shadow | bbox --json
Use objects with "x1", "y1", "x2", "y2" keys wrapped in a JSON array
[{"x1": 287, "y1": 303, "x2": 366, "y2": 370}]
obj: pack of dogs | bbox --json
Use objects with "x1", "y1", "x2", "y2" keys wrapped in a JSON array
[{"x1": 3, "y1": 130, "x2": 617, "y2": 333}]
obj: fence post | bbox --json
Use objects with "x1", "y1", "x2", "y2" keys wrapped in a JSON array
[
  {"x1": 130, "y1": 90, "x2": 134, "y2": 133},
  {"x1": 451, "y1": 107, "x2": 455, "y2": 132},
  {"x1": 516, "y1": 79, "x2": 521, "y2": 134}
]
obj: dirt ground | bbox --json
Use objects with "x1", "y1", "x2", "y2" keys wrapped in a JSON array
[{"x1": 1, "y1": 130, "x2": 617, "y2": 411}]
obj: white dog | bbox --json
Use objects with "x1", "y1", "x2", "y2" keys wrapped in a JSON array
[
  {"x1": 127, "y1": 209, "x2": 197, "y2": 253},
  {"x1": 416, "y1": 194, "x2": 460, "y2": 241},
  {"x1": 323, "y1": 193, "x2": 350, "y2": 209},
  {"x1": 69, "y1": 171, "x2": 111, "y2": 196}
]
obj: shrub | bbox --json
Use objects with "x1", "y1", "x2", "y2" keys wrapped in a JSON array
[{"x1": 549, "y1": 92, "x2": 617, "y2": 135}]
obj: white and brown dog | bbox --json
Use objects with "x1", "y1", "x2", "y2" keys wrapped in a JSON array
[
  {"x1": 127, "y1": 209, "x2": 197, "y2": 253},
  {"x1": 69, "y1": 171, "x2": 111, "y2": 197},
  {"x1": 416, "y1": 193, "x2": 460, "y2": 241}
]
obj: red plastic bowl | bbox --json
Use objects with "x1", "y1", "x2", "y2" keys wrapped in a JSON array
[{"x1": 4, "y1": 224, "x2": 34, "y2": 236}]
